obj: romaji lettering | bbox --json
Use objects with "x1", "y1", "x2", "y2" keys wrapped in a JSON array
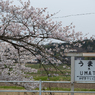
[
  {"x1": 93, "y1": 71, "x2": 95, "y2": 75},
  {"x1": 84, "y1": 71, "x2": 92, "y2": 75},
  {"x1": 80, "y1": 71, "x2": 95, "y2": 75},
  {"x1": 80, "y1": 71, "x2": 92, "y2": 75}
]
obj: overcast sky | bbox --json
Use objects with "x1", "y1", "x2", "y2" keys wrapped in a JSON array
[{"x1": 12, "y1": 0, "x2": 95, "y2": 39}]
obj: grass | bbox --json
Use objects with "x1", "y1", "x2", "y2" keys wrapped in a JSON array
[
  {"x1": 75, "y1": 88, "x2": 95, "y2": 91},
  {"x1": 35, "y1": 87, "x2": 95, "y2": 91},
  {"x1": 25, "y1": 63, "x2": 71, "y2": 81},
  {"x1": 25, "y1": 63, "x2": 70, "y2": 71},
  {"x1": 25, "y1": 64, "x2": 40, "y2": 69},
  {"x1": 33, "y1": 75, "x2": 70, "y2": 81},
  {"x1": 0, "y1": 86, "x2": 25, "y2": 90},
  {"x1": 35, "y1": 87, "x2": 71, "y2": 91},
  {"x1": 1, "y1": 86, "x2": 95, "y2": 92}
]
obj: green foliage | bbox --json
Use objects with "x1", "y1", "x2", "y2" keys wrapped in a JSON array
[
  {"x1": 9, "y1": 67, "x2": 13, "y2": 71},
  {"x1": 3, "y1": 64, "x2": 13, "y2": 71},
  {"x1": 4, "y1": 64, "x2": 7, "y2": 68}
]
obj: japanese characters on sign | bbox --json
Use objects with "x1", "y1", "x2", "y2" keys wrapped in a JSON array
[{"x1": 75, "y1": 60, "x2": 95, "y2": 82}]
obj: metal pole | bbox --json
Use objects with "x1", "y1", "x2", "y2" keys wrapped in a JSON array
[
  {"x1": 71, "y1": 56, "x2": 75, "y2": 95},
  {"x1": 39, "y1": 80, "x2": 42, "y2": 95}
]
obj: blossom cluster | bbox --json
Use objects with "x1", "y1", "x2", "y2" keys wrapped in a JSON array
[{"x1": 0, "y1": 42, "x2": 38, "y2": 90}]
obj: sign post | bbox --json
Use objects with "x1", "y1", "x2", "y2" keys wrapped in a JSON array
[{"x1": 71, "y1": 56, "x2": 75, "y2": 95}]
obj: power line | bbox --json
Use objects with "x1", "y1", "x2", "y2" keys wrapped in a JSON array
[{"x1": 52, "y1": 12, "x2": 95, "y2": 19}]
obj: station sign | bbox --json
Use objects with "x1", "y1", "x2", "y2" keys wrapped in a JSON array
[{"x1": 75, "y1": 60, "x2": 95, "y2": 82}]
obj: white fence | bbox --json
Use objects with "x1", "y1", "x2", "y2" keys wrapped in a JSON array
[{"x1": 0, "y1": 80, "x2": 95, "y2": 95}]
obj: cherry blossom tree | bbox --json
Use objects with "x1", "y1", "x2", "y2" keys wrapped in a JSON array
[
  {"x1": 0, "y1": 0, "x2": 87, "y2": 89},
  {"x1": 0, "y1": 42, "x2": 39, "y2": 90},
  {"x1": 0, "y1": 0, "x2": 83, "y2": 64}
]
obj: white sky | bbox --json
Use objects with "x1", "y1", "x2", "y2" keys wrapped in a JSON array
[{"x1": 12, "y1": 0, "x2": 95, "y2": 39}]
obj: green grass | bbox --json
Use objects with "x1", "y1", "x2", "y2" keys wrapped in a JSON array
[
  {"x1": 25, "y1": 64, "x2": 40, "y2": 69},
  {"x1": 34, "y1": 76, "x2": 48, "y2": 81},
  {"x1": 75, "y1": 88, "x2": 95, "y2": 91},
  {"x1": 0, "y1": 85, "x2": 95, "y2": 91},
  {"x1": 34, "y1": 76, "x2": 70, "y2": 81},
  {"x1": 35, "y1": 87, "x2": 95, "y2": 91},
  {"x1": 0, "y1": 86, "x2": 25, "y2": 89},
  {"x1": 25, "y1": 63, "x2": 71, "y2": 81},
  {"x1": 25, "y1": 63, "x2": 70, "y2": 70},
  {"x1": 35, "y1": 87, "x2": 71, "y2": 91}
]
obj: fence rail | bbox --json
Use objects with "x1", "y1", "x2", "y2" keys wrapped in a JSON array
[{"x1": 0, "y1": 80, "x2": 95, "y2": 95}]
